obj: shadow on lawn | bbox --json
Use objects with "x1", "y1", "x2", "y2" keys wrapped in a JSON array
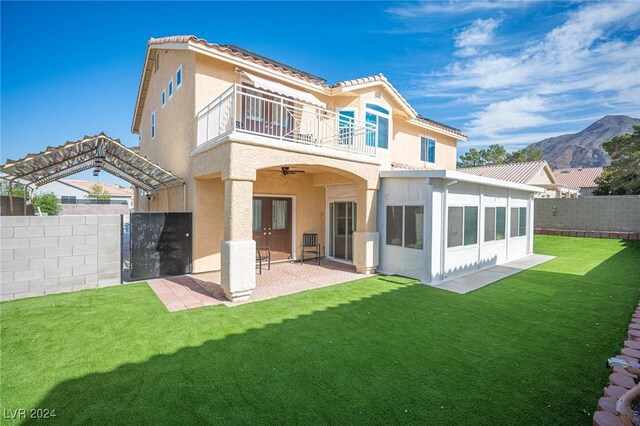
[{"x1": 21, "y1": 241, "x2": 640, "y2": 425}]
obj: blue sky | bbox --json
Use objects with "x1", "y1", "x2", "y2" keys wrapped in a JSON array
[{"x1": 2, "y1": 1, "x2": 639, "y2": 185}]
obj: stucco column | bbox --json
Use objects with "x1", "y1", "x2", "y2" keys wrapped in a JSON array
[
  {"x1": 353, "y1": 186, "x2": 379, "y2": 274},
  {"x1": 221, "y1": 178, "x2": 256, "y2": 302}
]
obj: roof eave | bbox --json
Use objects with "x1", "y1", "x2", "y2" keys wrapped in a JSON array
[{"x1": 380, "y1": 169, "x2": 545, "y2": 193}]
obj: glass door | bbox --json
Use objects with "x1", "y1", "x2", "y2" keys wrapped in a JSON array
[{"x1": 329, "y1": 202, "x2": 356, "y2": 261}]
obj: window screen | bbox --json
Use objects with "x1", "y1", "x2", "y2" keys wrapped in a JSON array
[
  {"x1": 485, "y1": 207, "x2": 496, "y2": 242},
  {"x1": 386, "y1": 206, "x2": 403, "y2": 246},
  {"x1": 496, "y1": 207, "x2": 506, "y2": 240},
  {"x1": 510, "y1": 207, "x2": 519, "y2": 237},
  {"x1": 404, "y1": 206, "x2": 424, "y2": 249},
  {"x1": 464, "y1": 206, "x2": 478, "y2": 245},
  {"x1": 519, "y1": 207, "x2": 527, "y2": 236},
  {"x1": 447, "y1": 206, "x2": 463, "y2": 248}
]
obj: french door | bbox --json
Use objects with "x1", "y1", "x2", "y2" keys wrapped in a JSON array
[
  {"x1": 329, "y1": 202, "x2": 357, "y2": 261},
  {"x1": 252, "y1": 197, "x2": 292, "y2": 261}
]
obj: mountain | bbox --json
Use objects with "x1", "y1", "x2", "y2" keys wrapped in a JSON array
[{"x1": 532, "y1": 115, "x2": 640, "y2": 169}]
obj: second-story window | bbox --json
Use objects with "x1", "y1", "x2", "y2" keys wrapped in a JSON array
[
  {"x1": 176, "y1": 64, "x2": 183, "y2": 89},
  {"x1": 161, "y1": 89, "x2": 166, "y2": 108},
  {"x1": 151, "y1": 111, "x2": 156, "y2": 139},
  {"x1": 168, "y1": 79, "x2": 174, "y2": 99},
  {"x1": 420, "y1": 136, "x2": 436, "y2": 163},
  {"x1": 365, "y1": 103, "x2": 389, "y2": 149}
]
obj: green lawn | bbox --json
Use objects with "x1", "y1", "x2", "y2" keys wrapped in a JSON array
[{"x1": 1, "y1": 236, "x2": 639, "y2": 425}]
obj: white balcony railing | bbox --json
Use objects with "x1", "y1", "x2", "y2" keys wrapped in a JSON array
[{"x1": 196, "y1": 84, "x2": 376, "y2": 156}]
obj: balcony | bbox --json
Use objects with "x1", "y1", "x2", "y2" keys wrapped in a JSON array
[{"x1": 196, "y1": 84, "x2": 376, "y2": 156}]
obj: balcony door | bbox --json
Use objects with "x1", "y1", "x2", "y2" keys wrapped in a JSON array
[
  {"x1": 252, "y1": 197, "x2": 292, "y2": 261},
  {"x1": 329, "y1": 202, "x2": 356, "y2": 261}
]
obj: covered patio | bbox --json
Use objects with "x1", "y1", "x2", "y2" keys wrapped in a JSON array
[{"x1": 147, "y1": 260, "x2": 363, "y2": 311}]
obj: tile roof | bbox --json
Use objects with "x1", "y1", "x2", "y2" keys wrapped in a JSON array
[
  {"x1": 135, "y1": 37, "x2": 467, "y2": 140},
  {"x1": 333, "y1": 74, "x2": 466, "y2": 139},
  {"x1": 553, "y1": 167, "x2": 604, "y2": 188},
  {"x1": 459, "y1": 161, "x2": 553, "y2": 185},
  {"x1": 63, "y1": 180, "x2": 133, "y2": 197},
  {"x1": 149, "y1": 36, "x2": 327, "y2": 85}
]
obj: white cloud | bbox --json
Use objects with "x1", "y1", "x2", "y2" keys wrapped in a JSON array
[
  {"x1": 454, "y1": 18, "x2": 502, "y2": 57},
  {"x1": 467, "y1": 95, "x2": 550, "y2": 137},
  {"x1": 411, "y1": 1, "x2": 640, "y2": 143},
  {"x1": 387, "y1": 1, "x2": 529, "y2": 17}
]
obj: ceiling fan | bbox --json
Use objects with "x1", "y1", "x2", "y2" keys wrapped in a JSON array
[{"x1": 278, "y1": 166, "x2": 305, "y2": 176}]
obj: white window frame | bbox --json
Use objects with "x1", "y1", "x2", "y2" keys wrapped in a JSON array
[
  {"x1": 161, "y1": 88, "x2": 166, "y2": 108},
  {"x1": 151, "y1": 111, "x2": 156, "y2": 140},
  {"x1": 365, "y1": 102, "x2": 390, "y2": 150},
  {"x1": 168, "y1": 78, "x2": 174, "y2": 100},
  {"x1": 176, "y1": 64, "x2": 183, "y2": 89},
  {"x1": 420, "y1": 135, "x2": 436, "y2": 164},
  {"x1": 385, "y1": 204, "x2": 424, "y2": 251},
  {"x1": 484, "y1": 206, "x2": 506, "y2": 243},
  {"x1": 447, "y1": 205, "x2": 479, "y2": 249},
  {"x1": 510, "y1": 206, "x2": 527, "y2": 238}
]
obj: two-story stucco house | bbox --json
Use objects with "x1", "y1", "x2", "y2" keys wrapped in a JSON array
[{"x1": 131, "y1": 36, "x2": 543, "y2": 301}]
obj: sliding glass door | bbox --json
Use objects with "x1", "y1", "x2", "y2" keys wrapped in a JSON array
[{"x1": 329, "y1": 202, "x2": 357, "y2": 261}]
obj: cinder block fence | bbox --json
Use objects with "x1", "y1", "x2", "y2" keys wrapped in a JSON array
[
  {"x1": 0, "y1": 215, "x2": 121, "y2": 301},
  {"x1": 534, "y1": 196, "x2": 640, "y2": 237}
]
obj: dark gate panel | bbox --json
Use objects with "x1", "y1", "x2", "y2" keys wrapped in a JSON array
[{"x1": 128, "y1": 212, "x2": 192, "y2": 281}]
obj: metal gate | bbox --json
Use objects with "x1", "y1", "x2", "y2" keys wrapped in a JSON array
[{"x1": 123, "y1": 212, "x2": 192, "y2": 281}]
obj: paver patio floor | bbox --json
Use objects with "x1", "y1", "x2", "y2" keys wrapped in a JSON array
[{"x1": 147, "y1": 259, "x2": 363, "y2": 311}]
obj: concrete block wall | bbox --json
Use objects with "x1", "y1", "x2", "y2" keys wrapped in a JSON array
[
  {"x1": 535, "y1": 196, "x2": 640, "y2": 233},
  {"x1": 0, "y1": 215, "x2": 121, "y2": 301}
]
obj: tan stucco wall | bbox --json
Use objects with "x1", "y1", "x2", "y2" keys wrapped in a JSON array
[
  {"x1": 139, "y1": 49, "x2": 197, "y2": 182},
  {"x1": 191, "y1": 170, "x2": 328, "y2": 273}
]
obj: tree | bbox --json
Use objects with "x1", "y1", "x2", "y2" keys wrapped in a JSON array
[
  {"x1": 483, "y1": 144, "x2": 508, "y2": 165},
  {"x1": 505, "y1": 145, "x2": 543, "y2": 164},
  {"x1": 86, "y1": 183, "x2": 111, "y2": 203},
  {"x1": 457, "y1": 144, "x2": 541, "y2": 168},
  {"x1": 32, "y1": 193, "x2": 61, "y2": 216},
  {"x1": 594, "y1": 125, "x2": 640, "y2": 195},
  {"x1": 0, "y1": 181, "x2": 26, "y2": 198},
  {"x1": 458, "y1": 148, "x2": 485, "y2": 168}
]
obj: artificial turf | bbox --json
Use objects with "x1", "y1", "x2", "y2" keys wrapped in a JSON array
[{"x1": 1, "y1": 235, "x2": 639, "y2": 425}]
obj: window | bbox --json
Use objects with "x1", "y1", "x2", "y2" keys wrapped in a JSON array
[
  {"x1": 386, "y1": 206, "x2": 403, "y2": 246},
  {"x1": 252, "y1": 199, "x2": 262, "y2": 231},
  {"x1": 168, "y1": 78, "x2": 174, "y2": 99},
  {"x1": 365, "y1": 103, "x2": 389, "y2": 149},
  {"x1": 484, "y1": 207, "x2": 506, "y2": 242},
  {"x1": 510, "y1": 207, "x2": 527, "y2": 237},
  {"x1": 447, "y1": 206, "x2": 478, "y2": 248},
  {"x1": 420, "y1": 136, "x2": 436, "y2": 163},
  {"x1": 176, "y1": 64, "x2": 183, "y2": 88},
  {"x1": 338, "y1": 110, "x2": 355, "y2": 145},
  {"x1": 272, "y1": 200, "x2": 288, "y2": 230},
  {"x1": 151, "y1": 111, "x2": 155, "y2": 139},
  {"x1": 161, "y1": 89, "x2": 166, "y2": 108},
  {"x1": 404, "y1": 206, "x2": 424, "y2": 249},
  {"x1": 60, "y1": 196, "x2": 76, "y2": 204},
  {"x1": 386, "y1": 205, "x2": 424, "y2": 250}
]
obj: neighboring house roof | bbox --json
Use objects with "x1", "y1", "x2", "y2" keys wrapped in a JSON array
[
  {"x1": 460, "y1": 161, "x2": 556, "y2": 185},
  {"x1": 553, "y1": 167, "x2": 604, "y2": 188},
  {"x1": 132, "y1": 36, "x2": 468, "y2": 141},
  {"x1": 62, "y1": 180, "x2": 133, "y2": 197}
]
